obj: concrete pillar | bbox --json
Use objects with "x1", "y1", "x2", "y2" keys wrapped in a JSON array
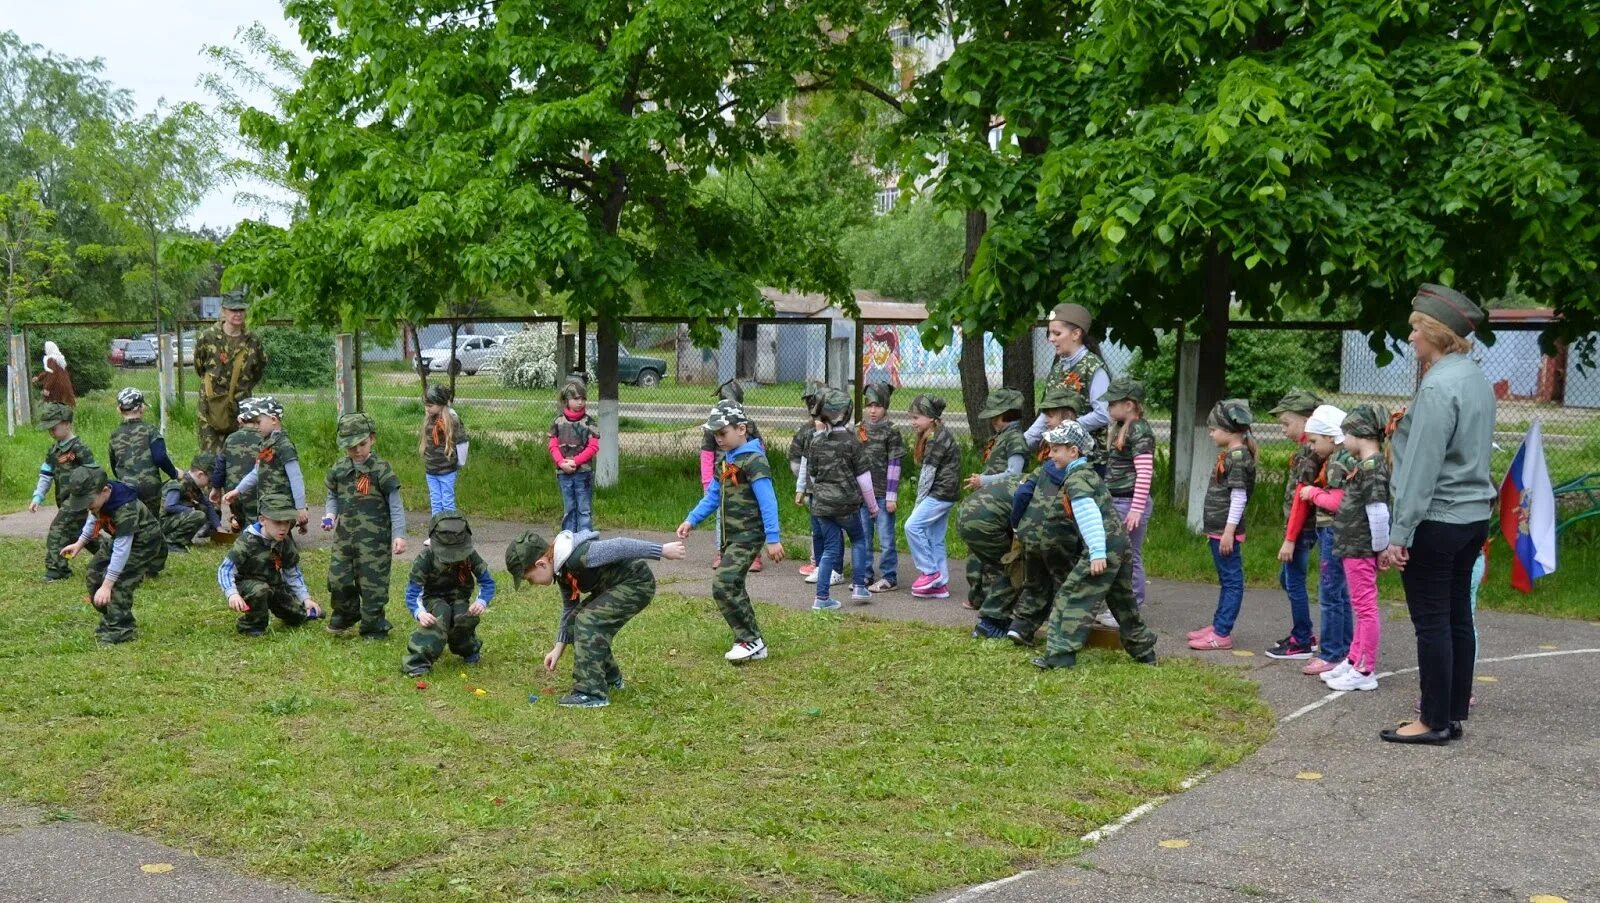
[
  {"x1": 157, "y1": 333, "x2": 176, "y2": 436},
  {"x1": 6, "y1": 333, "x2": 30, "y2": 436},
  {"x1": 334, "y1": 333, "x2": 357, "y2": 416}
]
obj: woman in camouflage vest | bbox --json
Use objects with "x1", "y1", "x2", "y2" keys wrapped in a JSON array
[{"x1": 1025, "y1": 303, "x2": 1113, "y2": 473}]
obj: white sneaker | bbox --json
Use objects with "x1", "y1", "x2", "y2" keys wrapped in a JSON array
[
  {"x1": 1095, "y1": 609, "x2": 1119, "y2": 629},
  {"x1": 804, "y1": 570, "x2": 844, "y2": 586},
  {"x1": 725, "y1": 639, "x2": 768, "y2": 663},
  {"x1": 1325, "y1": 669, "x2": 1379, "y2": 692},
  {"x1": 1320, "y1": 661, "x2": 1354, "y2": 684}
]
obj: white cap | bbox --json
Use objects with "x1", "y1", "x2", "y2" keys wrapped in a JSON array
[{"x1": 1304, "y1": 404, "x2": 1347, "y2": 443}]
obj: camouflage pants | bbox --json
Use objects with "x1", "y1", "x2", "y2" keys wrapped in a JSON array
[
  {"x1": 968, "y1": 538, "x2": 1036, "y2": 626},
  {"x1": 570, "y1": 573, "x2": 655, "y2": 699},
  {"x1": 197, "y1": 420, "x2": 237, "y2": 455},
  {"x1": 328, "y1": 547, "x2": 393, "y2": 637},
  {"x1": 713, "y1": 541, "x2": 763, "y2": 644},
  {"x1": 1009, "y1": 541, "x2": 1079, "y2": 640},
  {"x1": 236, "y1": 578, "x2": 312, "y2": 635},
  {"x1": 402, "y1": 599, "x2": 481, "y2": 674},
  {"x1": 45, "y1": 505, "x2": 84, "y2": 579},
  {"x1": 161, "y1": 508, "x2": 208, "y2": 550},
  {"x1": 86, "y1": 547, "x2": 150, "y2": 644},
  {"x1": 138, "y1": 493, "x2": 169, "y2": 576},
  {"x1": 1040, "y1": 548, "x2": 1158, "y2": 664},
  {"x1": 965, "y1": 555, "x2": 988, "y2": 611}
]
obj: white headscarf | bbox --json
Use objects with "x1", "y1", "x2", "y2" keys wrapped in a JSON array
[
  {"x1": 1304, "y1": 404, "x2": 1347, "y2": 444},
  {"x1": 42, "y1": 341, "x2": 66, "y2": 371}
]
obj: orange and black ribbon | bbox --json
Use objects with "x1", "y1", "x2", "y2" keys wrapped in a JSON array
[
  {"x1": 355, "y1": 474, "x2": 371, "y2": 496},
  {"x1": 721, "y1": 461, "x2": 742, "y2": 486},
  {"x1": 257, "y1": 447, "x2": 276, "y2": 464}
]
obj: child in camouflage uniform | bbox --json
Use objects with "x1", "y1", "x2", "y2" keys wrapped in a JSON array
[
  {"x1": 859, "y1": 382, "x2": 904, "y2": 592},
  {"x1": 703, "y1": 379, "x2": 763, "y2": 572},
  {"x1": 1103, "y1": 377, "x2": 1158, "y2": 620},
  {"x1": 549, "y1": 381, "x2": 599, "y2": 533},
  {"x1": 1268, "y1": 389, "x2": 1328, "y2": 661},
  {"x1": 904, "y1": 394, "x2": 961, "y2": 599},
  {"x1": 962, "y1": 388, "x2": 1029, "y2": 612},
  {"x1": 421, "y1": 384, "x2": 469, "y2": 515},
  {"x1": 402, "y1": 512, "x2": 496, "y2": 676},
  {"x1": 1029, "y1": 423, "x2": 1158, "y2": 670},
  {"x1": 678, "y1": 400, "x2": 783, "y2": 663},
  {"x1": 507, "y1": 528, "x2": 687, "y2": 708},
  {"x1": 224, "y1": 396, "x2": 309, "y2": 529},
  {"x1": 161, "y1": 452, "x2": 222, "y2": 552},
  {"x1": 795, "y1": 388, "x2": 880, "y2": 610},
  {"x1": 1288, "y1": 404, "x2": 1359, "y2": 674},
  {"x1": 219, "y1": 492, "x2": 323, "y2": 636},
  {"x1": 214, "y1": 397, "x2": 265, "y2": 530},
  {"x1": 790, "y1": 381, "x2": 826, "y2": 580},
  {"x1": 323, "y1": 412, "x2": 407, "y2": 639},
  {"x1": 1187, "y1": 400, "x2": 1258, "y2": 651},
  {"x1": 30, "y1": 402, "x2": 98, "y2": 581},
  {"x1": 58, "y1": 466, "x2": 162, "y2": 644},
  {"x1": 1312, "y1": 404, "x2": 1393, "y2": 693},
  {"x1": 961, "y1": 470, "x2": 1030, "y2": 639},
  {"x1": 109, "y1": 387, "x2": 181, "y2": 575}
]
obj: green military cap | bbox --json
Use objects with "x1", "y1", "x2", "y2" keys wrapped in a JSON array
[
  {"x1": 716, "y1": 378, "x2": 745, "y2": 404},
  {"x1": 1269, "y1": 388, "x2": 1323, "y2": 416},
  {"x1": 336, "y1": 412, "x2": 376, "y2": 448},
  {"x1": 220, "y1": 291, "x2": 250, "y2": 311},
  {"x1": 258, "y1": 492, "x2": 299, "y2": 521},
  {"x1": 1207, "y1": 399, "x2": 1255, "y2": 433},
  {"x1": 60, "y1": 466, "x2": 109, "y2": 513},
  {"x1": 1341, "y1": 403, "x2": 1392, "y2": 440},
  {"x1": 1102, "y1": 376, "x2": 1146, "y2": 404},
  {"x1": 191, "y1": 451, "x2": 218, "y2": 473},
  {"x1": 817, "y1": 388, "x2": 852, "y2": 423},
  {"x1": 800, "y1": 380, "x2": 827, "y2": 404},
  {"x1": 506, "y1": 529, "x2": 550, "y2": 587},
  {"x1": 1044, "y1": 421, "x2": 1093, "y2": 453},
  {"x1": 908, "y1": 393, "x2": 946, "y2": 419},
  {"x1": 978, "y1": 387, "x2": 1025, "y2": 420},
  {"x1": 1413, "y1": 283, "x2": 1483, "y2": 337},
  {"x1": 1039, "y1": 383, "x2": 1086, "y2": 413},
  {"x1": 1049, "y1": 303, "x2": 1092, "y2": 332},
  {"x1": 428, "y1": 511, "x2": 474, "y2": 563},
  {"x1": 863, "y1": 382, "x2": 894, "y2": 408},
  {"x1": 704, "y1": 399, "x2": 749, "y2": 431},
  {"x1": 424, "y1": 384, "x2": 453, "y2": 406},
  {"x1": 38, "y1": 401, "x2": 74, "y2": 429}
]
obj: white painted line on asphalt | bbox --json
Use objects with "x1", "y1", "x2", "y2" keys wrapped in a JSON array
[
  {"x1": 938, "y1": 869, "x2": 1035, "y2": 903},
  {"x1": 1280, "y1": 647, "x2": 1600, "y2": 724}
]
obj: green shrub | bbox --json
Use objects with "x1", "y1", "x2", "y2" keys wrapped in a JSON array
[
  {"x1": 257, "y1": 326, "x2": 334, "y2": 389},
  {"x1": 1129, "y1": 328, "x2": 1340, "y2": 412}
]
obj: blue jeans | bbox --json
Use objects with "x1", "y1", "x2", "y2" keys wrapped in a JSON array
[
  {"x1": 859, "y1": 495, "x2": 898, "y2": 585},
  {"x1": 557, "y1": 470, "x2": 594, "y2": 533},
  {"x1": 1315, "y1": 526, "x2": 1352, "y2": 662},
  {"x1": 1210, "y1": 538, "x2": 1246, "y2": 636},
  {"x1": 1278, "y1": 531, "x2": 1316, "y2": 645},
  {"x1": 905, "y1": 497, "x2": 954, "y2": 580},
  {"x1": 814, "y1": 512, "x2": 868, "y2": 598},
  {"x1": 425, "y1": 471, "x2": 458, "y2": 514}
]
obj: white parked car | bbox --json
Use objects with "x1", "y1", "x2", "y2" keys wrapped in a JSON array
[{"x1": 418, "y1": 334, "x2": 504, "y2": 375}]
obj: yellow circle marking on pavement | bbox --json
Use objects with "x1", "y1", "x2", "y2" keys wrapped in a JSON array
[
  {"x1": 1158, "y1": 839, "x2": 1190, "y2": 849},
  {"x1": 1529, "y1": 896, "x2": 1568, "y2": 903},
  {"x1": 140, "y1": 864, "x2": 174, "y2": 874},
  {"x1": 1476, "y1": 675, "x2": 1499, "y2": 683},
  {"x1": 1231, "y1": 650, "x2": 1255, "y2": 657},
  {"x1": 1295, "y1": 771, "x2": 1322, "y2": 781}
]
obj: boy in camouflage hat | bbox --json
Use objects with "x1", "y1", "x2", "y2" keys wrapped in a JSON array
[
  {"x1": 795, "y1": 388, "x2": 880, "y2": 609},
  {"x1": 704, "y1": 379, "x2": 764, "y2": 571},
  {"x1": 223, "y1": 396, "x2": 309, "y2": 529},
  {"x1": 402, "y1": 512, "x2": 495, "y2": 676},
  {"x1": 859, "y1": 382, "x2": 905, "y2": 592},
  {"x1": 1007, "y1": 416, "x2": 1087, "y2": 644},
  {"x1": 1187, "y1": 400, "x2": 1258, "y2": 651},
  {"x1": 1028, "y1": 423, "x2": 1158, "y2": 669},
  {"x1": 507, "y1": 527, "x2": 687, "y2": 708},
  {"x1": 1267, "y1": 388, "x2": 1327, "y2": 660},
  {"x1": 789, "y1": 380, "x2": 827, "y2": 580},
  {"x1": 30, "y1": 402, "x2": 99, "y2": 581},
  {"x1": 421, "y1": 384, "x2": 470, "y2": 515},
  {"x1": 161, "y1": 452, "x2": 222, "y2": 552},
  {"x1": 214, "y1": 397, "x2": 265, "y2": 531},
  {"x1": 323, "y1": 412, "x2": 407, "y2": 639},
  {"x1": 58, "y1": 466, "x2": 163, "y2": 644},
  {"x1": 959, "y1": 470, "x2": 1032, "y2": 639},
  {"x1": 962, "y1": 387, "x2": 1029, "y2": 612},
  {"x1": 678, "y1": 400, "x2": 782, "y2": 663},
  {"x1": 219, "y1": 493, "x2": 323, "y2": 636},
  {"x1": 109, "y1": 387, "x2": 181, "y2": 575}
]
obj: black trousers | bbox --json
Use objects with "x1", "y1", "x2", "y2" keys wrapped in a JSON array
[{"x1": 1400, "y1": 520, "x2": 1488, "y2": 730}]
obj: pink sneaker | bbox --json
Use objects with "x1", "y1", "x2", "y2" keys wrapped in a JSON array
[
  {"x1": 912, "y1": 583, "x2": 951, "y2": 599},
  {"x1": 1186, "y1": 625, "x2": 1215, "y2": 641},
  {"x1": 911, "y1": 573, "x2": 937, "y2": 592},
  {"x1": 1302, "y1": 658, "x2": 1340, "y2": 676},
  {"x1": 797, "y1": 563, "x2": 816, "y2": 577},
  {"x1": 1188, "y1": 631, "x2": 1233, "y2": 651}
]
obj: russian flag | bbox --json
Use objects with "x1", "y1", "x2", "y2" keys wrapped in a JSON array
[{"x1": 1498, "y1": 420, "x2": 1558, "y2": 593}]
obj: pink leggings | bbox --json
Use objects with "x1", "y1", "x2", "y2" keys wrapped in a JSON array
[{"x1": 1342, "y1": 556, "x2": 1381, "y2": 673}]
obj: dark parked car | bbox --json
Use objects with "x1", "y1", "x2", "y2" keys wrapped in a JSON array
[
  {"x1": 121, "y1": 339, "x2": 158, "y2": 367},
  {"x1": 619, "y1": 345, "x2": 668, "y2": 388}
]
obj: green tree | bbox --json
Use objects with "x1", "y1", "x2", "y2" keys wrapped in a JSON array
[
  {"x1": 843, "y1": 198, "x2": 963, "y2": 304},
  {"x1": 1, "y1": 177, "x2": 70, "y2": 337},
  {"x1": 200, "y1": 22, "x2": 309, "y2": 222}
]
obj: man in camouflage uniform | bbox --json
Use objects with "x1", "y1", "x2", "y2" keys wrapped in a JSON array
[
  {"x1": 30, "y1": 402, "x2": 99, "y2": 581},
  {"x1": 799, "y1": 387, "x2": 880, "y2": 607},
  {"x1": 961, "y1": 472, "x2": 1034, "y2": 638},
  {"x1": 218, "y1": 492, "x2": 322, "y2": 636},
  {"x1": 402, "y1": 512, "x2": 495, "y2": 676},
  {"x1": 1030, "y1": 423, "x2": 1158, "y2": 670},
  {"x1": 58, "y1": 466, "x2": 162, "y2": 644},
  {"x1": 161, "y1": 452, "x2": 222, "y2": 551},
  {"x1": 507, "y1": 528, "x2": 686, "y2": 708},
  {"x1": 679, "y1": 400, "x2": 782, "y2": 663},
  {"x1": 194, "y1": 292, "x2": 268, "y2": 453},
  {"x1": 109, "y1": 387, "x2": 180, "y2": 575},
  {"x1": 214, "y1": 397, "x2": 265, "y2": 530},
  {"x1": 964, "y1": 388, "x2": 1029, "y2": 613},
  {"x1": 323, "y1": 412, "x2": 407, "y2": 639}
]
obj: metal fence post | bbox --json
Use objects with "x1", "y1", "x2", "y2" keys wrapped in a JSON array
[
  {"x1": 334, "y1": 333, "x2": 357, "y2": 416},
  {"x1": 853, "y1": 317, "x2": 864, "y2": 416}
]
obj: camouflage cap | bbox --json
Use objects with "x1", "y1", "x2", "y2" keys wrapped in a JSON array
[
  {"x1": 716, "y1": 378, "x2": 745, "y2": 404},
  {"x1": 60, "y1": 465, "x2": 109, "y2": 513},
  {"x1": 1049, "y1": 303, "x2": 1092, "y2": 333},
  {"x1": 1341, "y1": 403, "x2": 1392, "y2": 440},
  {"x1": 704, "y1": 399, "x2": 749, "y2": 432},
  {"x1": 258, "y1": 492, "x2": 299, "y2": 522},
  {"x1": 1412, "y1": 283, "x2": 1483, "y2": 338},
  {"x1": 38, "y1": 401, "x2": 74, "y2": 429},
  {"x1": 191, "y1": 451, "x2": 218, "y2": 473},
  {"x1": 254, "y1": 395, "x2": 285, "y2": 419},
  {"x1": 506, "y1": 529, "x2": 550, "y2": 588},
  {"x1": 236, "y1": 397, "x2": 260, "y2": 423},
  {"x1": 908, "y1": 393, "x2": 946, "y2": 419},
  {"x1": 116, "y1": 387, "x2": 146, "y2": 411},
  {"x1": 863, "y1": 381, "x2": 894, "y2": 408},
  {"x1": 977, "y1": 387, "x2": 1025, "y2": 420},
  {"x1": 1269, "y1": 389, "x2": 1323, "y2": 416},
  {"x1": 800, "y1": 380, "x2": 827, "y2": 404},
  {"x1": 817, "y1": 388, "x2": 852, "y2": 423},
  {"x1": 336, "y1": 412, "x2": 376, "y2": 448},
  {"x1": 1207, "y1": 399, "x2": 1254, "y2": 433},
  {"x1": 1101, "y1": 376, "x2": 1146, "y2": 404},
  {"x1": 1044, "y1": 421, "x2": 1093, "y2": 453},
  {"x1": 1039, "y1": 384, "x2": 1087, "y2": 414},
  {"x1": 424, "y1": 384, "x2": 452, "y2": 406},
  {"x1": 220, "y1": 291, "x2": 250, "y2": 311},
  {"x1": 428, "y1": 511, "x2": 474, "y2": 563}
]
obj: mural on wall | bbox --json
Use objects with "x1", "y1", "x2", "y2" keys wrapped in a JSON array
[
  {"x1": 862, "y1": 326, "x2": 901, "y2": 387},
  {"x1": 868, "y1": 325, "x2": 1006, "y2": 388}
]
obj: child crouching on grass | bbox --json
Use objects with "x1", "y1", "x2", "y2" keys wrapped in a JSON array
[
  {"x1": 507, "y1": 528, "x2": 687, "y2": 708},
  {"x1": 1188, "y1": 400, "x2": 1257, "y2": 651},
  {"x1": 219, "y1": 492, "x2": 323, "y2": 637},
  {"x1": 402, "y1": 512, "x2": 494, "y2": 677},
  {"x1": 59, "y1": 466, "x2": 162, "y2": 645}
]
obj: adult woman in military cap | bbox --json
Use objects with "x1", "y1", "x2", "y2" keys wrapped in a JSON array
[{"x1": 1025, "y1": 303, "x2": 1113, "y2": 472}]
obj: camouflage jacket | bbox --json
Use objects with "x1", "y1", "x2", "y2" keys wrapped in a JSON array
[
  {"x1": 1015, "y1": 466, "x2": 1082, "y2": 557},
  {"x1": 163, "y1": 474, "x2": 220, "y2": 527},
  {"x1": 422, "y1": 408, "x2": 469, "y2": 474},
  {"x1": 219, "y1": 427, "x2": 264, "y2": 493},
  {"x1": 1333, "y1": 454, "x2": 1391, "y2": 560},
  {"x1": 194, "y1": 325, "x2": 266, "y2": 417},
  {"x1": 325, "y1": 455, "x2": 403, "y2": 548},
  {"x1": 1313, "y1": 448, "x2": 1358, "y2": 530},
  {"x1": 41, "y1": 436, "x2": 97, "y2": 503},
  {"x1": 558, "y1": 536, "x2": 655, "y2": 604},
  {"x1": 407, "y1": 548, "x2": 492, "y2": 606},
  {"x1": 109, "y1": 418, "x2": 168, "y2": 499},
  {"x1": 1203, "y1": 447, "x2": 1257, "y2": 536},
  {"x1": 807, "y1": 426, "x2": 870, "y2": 519},
  {"x1": 980, "y1": 422, "x2": 1029, "y2": 476},
  {"x1": 225, "y1": 526, "x2": 303, "y2": 589},
  {"x1": 915, "y1": 425, "x2": 962, "y2": 503},
  {"x1": 1046, "y1": 352, "x2": 1108, "y2": 465},
  {"x1": 86, "y1": 482, "x2": 161, "y2": 557},
  {"x1": 857, "y1": 417, "x2": 904, "y2": 498},
  {"x1": 252, "y1": 430, "x2": 300, "y2": 505},
  {"x1": 787, "y1": 421, "x2": 812, "y2": 474},
  {"x1": 1105, "y1": 419, "x2": 1157, "y2": 497},
  {"x1": 958, "y1": 472, "x2": 1024, "y2": 553},
  {"x1": 717, "y1": 445, "x2": 775, "y2": 546},
  {"x1": 1064, "y1": 460, "x2": 1130, "y2": 556},
  {"x1": 549, "y1": 412, "x2": 599, "y2": 473},
  {"x1": 1284, "y1": 442, "x2": 1322, "y2": 526}
]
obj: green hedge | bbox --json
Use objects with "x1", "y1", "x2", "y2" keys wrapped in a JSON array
[{"x1": 1129, "y1": 328, "x2": 1341, "y2": 412}]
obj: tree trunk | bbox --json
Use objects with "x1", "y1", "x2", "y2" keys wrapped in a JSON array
[
  {"x1": 1179, "y1": 244, "x2": 1232, "y2": 530},
  {"x1": 409, "y1": 322, "x2": 428, "y2": 395},
  {"x1": 959, "y1": 207, "x2": 990, "y2": 442},
  {"x1": 1003, "y1": 333, "x2": 1034, "y2": 425}
]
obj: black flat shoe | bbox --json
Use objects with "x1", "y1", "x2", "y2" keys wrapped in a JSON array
[
  {"x1": 1379, "y1": 724, "x2": 1452, "y2": 745},
  {"x1": 1449, "y1": 721, "x2": 1464, "y2": 740}
]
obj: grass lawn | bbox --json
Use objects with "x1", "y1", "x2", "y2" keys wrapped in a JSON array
[{"x1": 0, "y1": 536, "x2": 1270, "y2": 902}]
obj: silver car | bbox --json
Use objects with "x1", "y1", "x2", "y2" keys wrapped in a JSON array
[{"x1": 418, "y1": 334, "x2": 504, "y2": 375}]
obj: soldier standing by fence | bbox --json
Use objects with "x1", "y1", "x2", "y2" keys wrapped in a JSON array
[{"x1": 194, "y1": 293, "x2": 268, "y2": 453}]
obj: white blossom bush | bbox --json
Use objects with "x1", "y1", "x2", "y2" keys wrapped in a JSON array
[{"x1": 492, "y1": 325, "x2": 593, "y2": 389}]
